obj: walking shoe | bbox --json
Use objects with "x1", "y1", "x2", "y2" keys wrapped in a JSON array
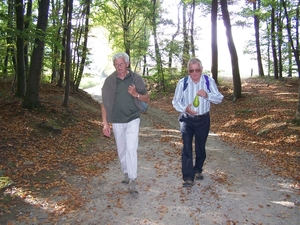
[
  {"x1": 183, "y1": 180, "x2": 194, "y2": 188},
  {"x1": 122, "y1": 173, "x2": 130, "y2": 184},
  {"x1": 195, "y1": 172, "x2": 204, "y2": 180},
  {"x1": 128, "y1": 180, "x2": 139, "y2": 194}
]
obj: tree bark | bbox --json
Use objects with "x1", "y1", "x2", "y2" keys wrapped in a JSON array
[
  {"x1": 282, "y1": 0, "x2": 300, "y2": 78},
  {"x1": 271, "y1": 7, "x2": 279, "y2": 79},
  {"x1": 152, "y1": 0, "x2": 164, "y2": 91},
  {"x1": 63, "y1": 0, "x2": 73, "y2": 107},
  {"x1": 15, "y1": 0, "x2": 26, "y2": 97},
  {"x1": 57, "y1": 0, "x2": 67, "y2": 87},
  {"x1": 220, "y1": 0, "x2": 241, "y2": 99},
  {"x1": 22, "y1": 0, "x2": 50, "y2": 109},
  {"x1": 211, "y1": 0, "x2": 218, "y2": 83},
  {"x1": 190, "y1": 0, "x2": 196, "y2": 57},
  {"x1": 253, "y1": 0, "x2": 264, "y2": 76},
  {"x1": 75, "y1": 0, "x2": 90, "y2": 91},
  {"x1": 181, "y1": 1, "x2": 189, "y2": 75}
]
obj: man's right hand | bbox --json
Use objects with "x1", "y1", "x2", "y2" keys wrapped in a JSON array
[
  {"x1": 186, "y1": 104, "x2": 197, "y2": 115},
  {"x1": 102, "y1": 123, "x2": 111, "y2": 137}
]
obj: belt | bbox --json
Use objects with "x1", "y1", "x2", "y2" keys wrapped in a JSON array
[{"x1": 186, "y1": 112, "x2": 209, "y2": 118}]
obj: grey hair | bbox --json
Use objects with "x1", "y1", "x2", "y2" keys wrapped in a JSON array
[
  {"x1": 187, "y1": 58, "x2": 202, "y2": 68},
  {"x1": 112, "y1": 52, "x2": 130, "y2": 63}
]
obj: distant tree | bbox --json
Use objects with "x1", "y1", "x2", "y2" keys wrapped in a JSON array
[
  {"x1": 211, "y1": 0, "x2": 218, "y2": 83},
  {"x1": 57, "y1": 0, "x2": 67, "y2": 87},
  {"x1": 252, "y1": 0, "x2": 264, "y2": 76},
  {"x1": 181, "y1": 1, "x2": 189, "y2": 74},
  {"x1": 22, "y1": 0, "x2": 50, "y2": 109},
  {"x1": 3, "y1": 1, "x2": 17, "y2": 78},
  {"x1": 220, "y1": 0, "x2": 241, "y2": 99},
  {"x1": 151, "y1": 0, "x2": 165, "y2": 90},
  {"x1": 271, "y1": 6, "x2": 279, "y2": 79},
  {"x1": 190, "y1": 0, "x2": 196, "y2": 57},
  {"x1": 74, "y1": 0, "x2": 91, "y2": 91},
  {"x1": 282, "y1": 0, "x2": 300, "y2": 78}
]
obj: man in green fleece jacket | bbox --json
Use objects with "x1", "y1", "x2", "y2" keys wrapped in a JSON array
[{"x1": 101, "y1": 52, "x2": 150, "y2": 194}]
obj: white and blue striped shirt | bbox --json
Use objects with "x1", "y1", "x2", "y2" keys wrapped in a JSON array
[{"x1": 172, "y1": 75, "x2": 224, "y2": 116}]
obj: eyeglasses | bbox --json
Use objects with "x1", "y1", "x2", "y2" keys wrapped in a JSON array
[
  {"x1": 189, "y1": 69, "x2": 201, "y2": 73},
  {"x1": 114, "y1": 62, "x2": 126, "y2": 67}
]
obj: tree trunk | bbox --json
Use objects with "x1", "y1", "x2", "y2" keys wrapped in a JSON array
[
  {"x1": 63, "y1": 0, "x2": 73, "y2": 107},
  {"x1": 211, "y1": 0, "x2": 218, "y2": 83},
  {"x1": 181, "y1": 1, "x2": 189, "y2": 75},
  {"x1": 282, "y1": 0, "x2": 300, "y2": 78},
  {"x1": 152, "y1": 0, "x2": 164, "y2": 91},
  {"x1": 190, "y1": 0, "x2": 196, "y2": 57},
  {"x1": 168, "y1": 3, "x2": 180, "y2": 69},
  {"x1": 15, "y1": 0, "x2": 26, "y2": 97},
  {"x1": 277, "y1": 8, "x2": 283, "y2": 78},
  {"x1": 57, "y1": 0, "x2": 67, "y2": 87},
  {"x1": 253, "y1": 0, "x2": 264, "y2": 76},
  {"x1": 75, "y1": 0, "x2": 90, "y2": 91},
  {"x1": 271, "y1": 7, "x2": 279, "y2": 79},
  {"x1": 3, "y1": 0, "x2": 17, "y2": 79},
  {"x1": 220, "y1": 0, "x2": 241, "y2": 99},
  {"x1": 22, "y1": 0, "x2": 50, "y2": 109},
  {"x1": 51, "y1": 0, "x2": 62, "y2": 83}
]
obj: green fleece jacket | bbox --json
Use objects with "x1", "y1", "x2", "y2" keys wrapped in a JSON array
[{"x1": 102, "y1": 69, "x2": 147, "y2": 123}]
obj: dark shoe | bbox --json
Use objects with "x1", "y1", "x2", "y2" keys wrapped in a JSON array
[
  {"x1": 122, "y1": 173, "x2": 130, "y2": 184},
  {"x1": 128, "y1": 180, "x2": 139, "y2": 194},
  {"x1": 183, "y1": 180, "x2": 194, "y2": 188},
  {"x1": 195, "y1": 172, "x2": 204, "y2": 180}
]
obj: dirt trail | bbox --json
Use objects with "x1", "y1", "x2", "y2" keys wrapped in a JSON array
[
  {"x1": 7, "y1": 98, "x2": 299, "y2": 225},
  {"x1": 60, "y1": 107, "x2": 300, "y2": 224}
]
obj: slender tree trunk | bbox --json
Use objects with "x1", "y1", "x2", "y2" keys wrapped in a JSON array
[
  {"x1": 57, "y1": 0, "x2": 67, "y2": 87},
  {"x1": 271, "y1": 7, "x2": 279, "y2": 79},
  {"x1": 15, "y1": 0, "x2": 26, "y2": 97},
  {"x1": 190, "y1": 0, "x2": 196, "y2": 57},
  {"x1": 75, "y1": 0, "x2": 90, "y2": 91},
  {"x1": 253, "y1": 0, "x2": 264, "y2": 76},
  {"x1": 211, "y1": 0, "x2": 218, "y2": 83},
  {"x1": 3, "y1": 0, "x2": 17, "y2": 80},
  {"x1": 220, "y1": 0, "x2": 241, "y2": 99},
  {"x1": 168, "y1": 3, "x2": 180, "y2": 69},
  {"x1": 267, "y1": 20, "x2": 271, "y2": 76},
  {"x1": 152, "y1": 0, "x2": 164, "y2": 90},
  {"x1": 282, "y1": 0, "x2": 300, "y2": 78},
  {"x1": 63, "y1": 0, "x2": 73, "y2": 107},
  {"x1": 22, "y1": 0, "x2": 50, "y2": 109},
  {"x1": 181, "y1": 1, "x2": 189, "y2": 74},
  {"x1": 277, "y1": 8, "x2": 283, "y2": 78},
  {"x1": 51, "y1": 0, "x2": 61, "y2": 83}
]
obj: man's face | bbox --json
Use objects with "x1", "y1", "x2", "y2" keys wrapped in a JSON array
[
  {"x1": 188, "y1": 62, "x2": 202, "y2": 82},
  {"x1": 114, "y1": 58, "x2": 129, "y2": 76}
]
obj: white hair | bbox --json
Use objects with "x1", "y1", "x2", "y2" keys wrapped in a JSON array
[
  {"x1": 187, "y1": 58, "x2": 202, "y2": 68},
  {"x1": 112, "y1": 52, "x2": 130, "y2": 63}
]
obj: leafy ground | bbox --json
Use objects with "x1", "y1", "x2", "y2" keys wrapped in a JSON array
[{"x1": 0, "y1": 76, "x2": 299, "y2": 223}]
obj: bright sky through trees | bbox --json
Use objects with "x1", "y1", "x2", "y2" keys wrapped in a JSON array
[{"x1": 86, "y1": 0, "x2": 256, "y2": 82}]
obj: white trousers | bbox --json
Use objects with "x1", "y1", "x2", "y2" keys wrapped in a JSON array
[{"x1": 112, "y1": 118, "x2": 140, "y2": 180}]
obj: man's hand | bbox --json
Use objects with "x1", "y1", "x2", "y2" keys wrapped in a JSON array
[
  {"x1": 197, "y1": 89, "x2": 208, "y2": 98},
  {"x1": 102, "y1": 123, "x2": 111, "y2": 137},
  {"x1": 186, "y1": 104, "x2": 197, "y2": 115},
  {"x1": 128, "y1": 84, "x2": 138, "y2": 97}
]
